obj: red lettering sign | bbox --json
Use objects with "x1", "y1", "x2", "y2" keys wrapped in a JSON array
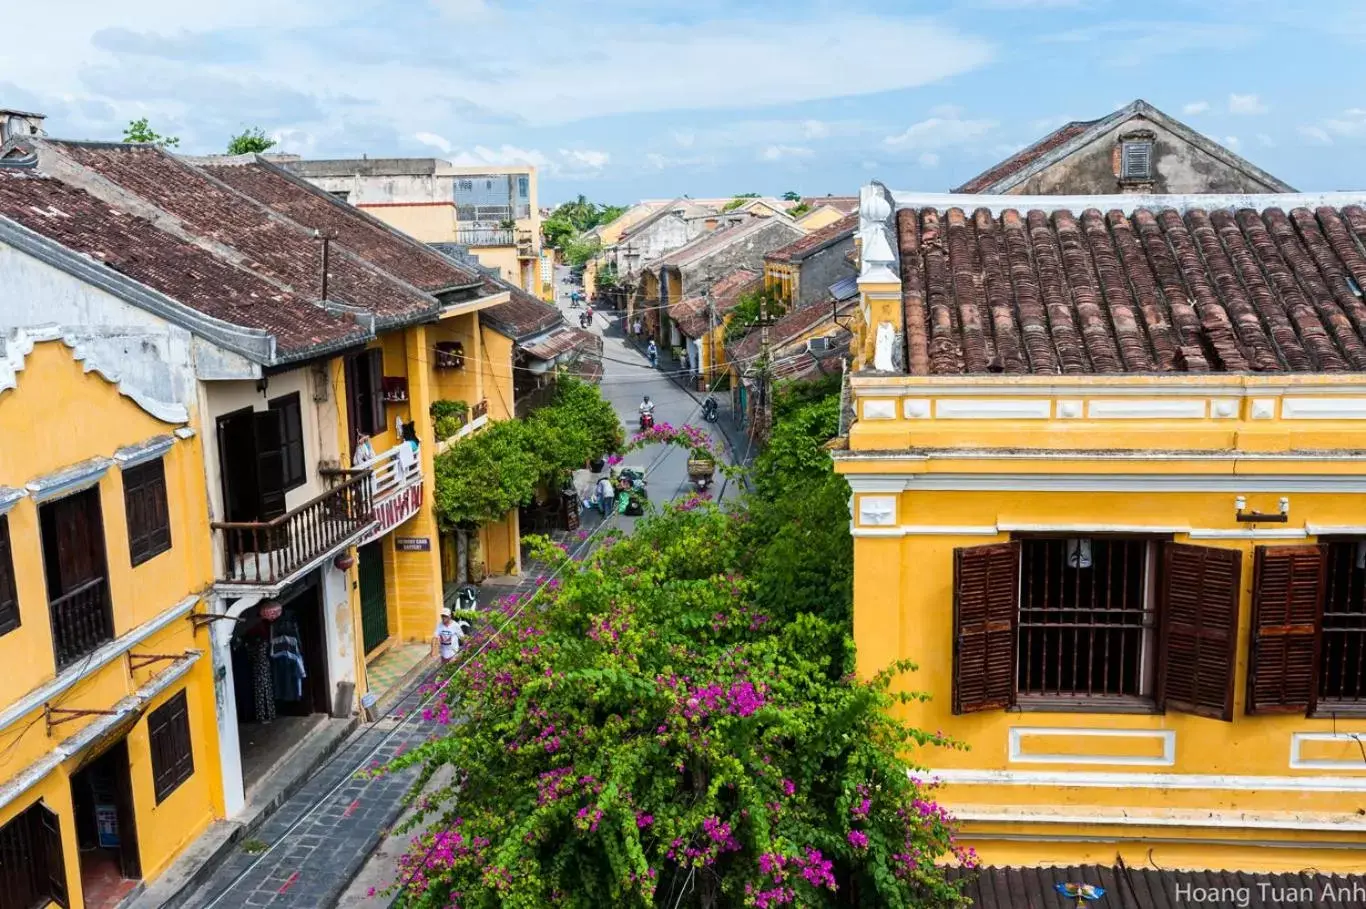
[{"x1": 359, "y1": 482, "x2": 424, "y2": 545}]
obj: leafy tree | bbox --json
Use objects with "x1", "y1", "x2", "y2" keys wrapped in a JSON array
[
  {"x1": 226, "y1": 126, "x2": 276, "y2": 155},
  {"x1": 598, "y1": 204, "x2": 627, "y2": 226},
  {"x1": 123, "y1": 117, "x2": 179, "y2": 148},
  {"x1": 782, "y1": 190, "x2": 802, "y2": 202},
  {"x1": 721, "y1": 192, "x2": 762, "y2": 213},
  {"x1": 388, "y1": 502, "x2": 971, "y2": 908},
  {"x1": 542, "y1": 214, "x2": 577, "y2": 249},
  {"x1": 787, "y1": 202, "x2": 812, "y2": 218},
  {"x1": 562, "y1": 234, "x2": 603, "y2": 268},
  {"x1": 723, "y1": 285, "x2": 787, "y2": 345},
  {"x1": 596, "y1": 262, "x2": 620, "y2": 291}
]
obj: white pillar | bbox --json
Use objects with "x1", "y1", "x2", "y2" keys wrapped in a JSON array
[
  {"x1": 322, "y1": 563, "x2": 355, "y2": 714},
  {"x1": 210, "y1": 592, "x2": 255, "y2": 818}
]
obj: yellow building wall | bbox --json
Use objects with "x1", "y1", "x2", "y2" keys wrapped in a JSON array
[
  {"x1": 763, "y1": 262, "x2": 796, "y2": 305},
  {"x1": 0, "y1": 340, "x2": 221, "y2": 900},
  {"x1": 839, "y1": 375, "x2": 1366, "y2": 872},
  {"x1": 357, "y1": 203, "x2": 458, "y2": 243},
  {"x1": 429, "y1": 313, "x2": 483, "y2": 415},
  {"x1": 796, "y1": 206, "x2": 845, "y2": 232},
  {"x1": 471, "y1": 245, "x2": 520, "y2": 289},
  {"x1": 478, "y1": 326, "x2": 517, "y2": 423}
]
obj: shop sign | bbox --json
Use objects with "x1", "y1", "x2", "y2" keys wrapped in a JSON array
[{"x1": 396, "y1": 537, "x2": 431, "y2": 552}]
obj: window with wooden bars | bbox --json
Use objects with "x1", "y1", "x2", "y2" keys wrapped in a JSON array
[
  {"x1": 1247, "y1": 542, "x2": 1366, "y2": 716},
  {"x1": 345, "y1": 349, "x2": 385, "y2": 440},
  {"x1": 0, "y1": 516, "x2": 19, "y2": 637},
  {"x1": 148, "y1": 689, "x2": 194, "y2": 803},
  {"x1": 952, "y1": 538, "x2": 1240, "y2": 718},
  {"x1": 0, "y1": 800, "x2": 69, "y2": 909},
  {"x1": 123, "y1": 459, "x2": 172, "y2": 566},
  {"x1": 268, "y1": 392, "x2": 306, "y2": 491}
]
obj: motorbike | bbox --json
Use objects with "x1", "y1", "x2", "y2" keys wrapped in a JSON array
[
  {"x1": 453, "y1": 584, "x2": 479, "y2": 612},
  {"x1": 639, "y1": 410, "x2": 655, "y2": 431},
  {"x1": 701, "y1": 396, "x2": 719, "y2": 422},
  {"x1": 579, "y1": 311, "x2": 591, "y2": 329}
]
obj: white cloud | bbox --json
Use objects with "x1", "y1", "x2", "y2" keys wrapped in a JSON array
[
  {"x1": 1224, "y1": 135, "x2": 1241, "y2": 149},
  {"x1": 413, "y1": 131, "x2": 452, "y2": 153},
  {"x1": 672, "y1": 130, "x2": 696, "y2": 148},
  {"x1": 801, "y1": 119, "x2": 829, "y2": 139},
  {"x1": 760, "y1": 144, "x2": 814, "y2": 162},
  {"x1": 1257, "y1": 133, "x2": 1274, "y2": 147},
  {"x1": 1182, "y1": 101, "x2": 1210, "y2": 115},
  {"x1": 1299, "y1": 125, "x2": 1334, "y2": 145},
  {"x1": 1043, "y1": 22, "x2": 1256, "y2": 67},
  {"x1": 918, "y1": 152, "x2": 940, "y2": 168},
  {"x1": 644, "y1": 152, "x2": 716, "y2": 171},
  {"x1": 448, "y1": 144, "x2": 551, "y2": 169},
  {"x1": 561, "y1": 148, "x2": 610, "y2": 170},
  {"x1": 1228, "y1": 93, "x2": 1268, "y2": 115},
  {"x1": 884, "y1": 115, "x2": 996, "y2": 150}
]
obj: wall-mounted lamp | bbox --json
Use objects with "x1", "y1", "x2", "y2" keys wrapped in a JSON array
[{"x1": 1235, "y1": 495, "x2": 1290, "y2": 523}]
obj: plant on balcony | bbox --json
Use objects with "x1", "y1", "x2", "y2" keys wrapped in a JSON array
[
  {"x1": 434, "y1": 420, "x2": 540, "y2": 526},
  {"x1": 430, "y1": 399, "x2": 470, "y2": 441},
  {"x1": 384, "y1": 506, "x2": 971, "y2": 908},
  {"x1": 499, "y1": 218, "x2": 516, "y2": 230}
]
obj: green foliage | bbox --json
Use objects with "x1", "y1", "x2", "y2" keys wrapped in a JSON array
[
  {"x1": 743, "y1": 390, "x2": 852, "y2": 628},
  {"x1": 782, "y1": 190, "x2": 802, "y2": 202},
  {"x1": 226, "y1": 126, "x2": 276, "y2": 155},
  {"x1": 389, "y1": 503, "x2": 969, "y2": 908},
  {"x1": 433, "y1": 380, "x2": 621, "y2": 525},
  {"x1": 563, "y1": 234, "x2": 603, "y2": 268},
  {"x1": 724, "y1": 285, "x2": 787, "y2": 345},
  {"x1": 787, "y1": 202, "x2": 812, "y2": 218},
  {"x1": 542, "y1": 215, "x2": 577, "y2": 250},
  {"x1": 595, "y1": 263, "x2": 620, "y2": 290},
  {"x1": 542, "y1": 197, "x2": 626, "y2": 251},
  {"x1": 430, "y1": 400, "x2": 469, "y2": 441},
  {"x1": 123, "y1": 117, "x2": 179, "y2": 147},
  {"x1": 721, "y1": 192, "x2": 761, "y2": 213}
]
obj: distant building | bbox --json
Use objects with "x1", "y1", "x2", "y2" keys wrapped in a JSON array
[
  {"x1": 955, "y1": 99, "x2": 1294, "y2": 195},
  {"x1": 283, "y1": 157, "x2": 544, "y2": 296}
]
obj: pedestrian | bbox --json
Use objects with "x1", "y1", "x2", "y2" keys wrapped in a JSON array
[
  {"x1": 632, "y1": 317, "x2": 642, "y2": 338},
  {"x1": 353, "y1": 432, "x2": 375, "y2": 466},
  {"x1": 433, "y1": 608, "x2": 460, "y2": 663},
  {"x1": 596, "y1": 475, "x2": 615, "y2": 516},
  {"x1": 646, "y1": 339, "x2": 658, "y2": 368}
]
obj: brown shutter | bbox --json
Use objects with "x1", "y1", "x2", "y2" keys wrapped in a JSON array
[
  {"x1": 36, "y1": 803, "x2": 69, "y2": 908},
  {"x1": 953, "y1": 542, "x2": 1019, "y2": 714},
  {"x1": 253, "y1": 410, "x2": 288, "y2": 522},
  {"x1": 1158, "y1": 543, "x2": 1243, "y2": 720},
  {"x1": 1247, "y1": 545, "x2": 1325, "y2": 715},
  {"x1": 367, "y1": 349, "x2": 386, "y2": 434},
  {"x1": 0, "y1": 517, "x2": 19, "y2": 636}
]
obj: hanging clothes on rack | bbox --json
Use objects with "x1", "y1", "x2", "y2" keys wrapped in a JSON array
[
  {"x1": 270, "y1": 616, "x2": 307, "y2": 703},
  {"x1": 249, "y1": 634, "x2": 275, "y2": 724}
]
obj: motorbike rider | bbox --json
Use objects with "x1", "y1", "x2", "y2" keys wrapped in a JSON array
[{"x1": 638, "y1": 395, "x2": 655, "y2": 428}]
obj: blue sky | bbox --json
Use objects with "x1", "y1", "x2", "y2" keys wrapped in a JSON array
[{"x1": 5, "y1": 0, "x2": 1366, "y2": 205}]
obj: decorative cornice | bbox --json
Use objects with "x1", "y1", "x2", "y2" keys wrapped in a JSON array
[
  {"x1": 113, "y1": 434, "x2": 176, "y2": 468},
  {"x1": 26, "y1": 456, "x2": 112, "y2": 503}
]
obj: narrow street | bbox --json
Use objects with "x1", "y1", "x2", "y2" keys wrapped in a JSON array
[{"x1": 170, "y1": 265, "x2": 748, "y2": 909}]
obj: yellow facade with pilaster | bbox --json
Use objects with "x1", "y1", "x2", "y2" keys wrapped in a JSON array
[
  {"x1": 0, "y1": 339, "x2": 223, "y2": 908},
  {"x1": 837, "y1": 372, "x2": 1366, "y2": 872}
]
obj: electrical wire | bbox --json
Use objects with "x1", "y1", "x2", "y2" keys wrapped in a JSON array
[{"x1": 200, "y1": 334, "x2": 733, "y2": 909}]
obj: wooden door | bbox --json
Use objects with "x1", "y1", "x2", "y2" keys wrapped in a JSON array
[
  {"x1": 358, "y1": 542, "x2": 389, "y2": 655},
  {"x1": 253, "y1": 410, "x2": 288, "y2": 522},
  {"x1": 40, "y1": 487, "x2": 107, "y2": 599},
  {"x1": 107, "y1": 740, "x2": 142, "y2": 881},
  {"x1": 217, "y1": 408, "x2": 260, "y2": 524}
]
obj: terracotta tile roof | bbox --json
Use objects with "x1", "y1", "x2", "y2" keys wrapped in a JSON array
[
  {"x1": 519, "y1": 325, "x2": 598, "y2": 361},
  {"x1": 896, "y1": 202, "x2": 1366, "y2": 375},
  {"x1": 655, "y1": 217, "x2": 792, "y2": 271},
  {"x1": 767, "y1": 212, "x2": 857, "y2": 263},
  {"x1": 954, "y1": 119, "x2": 1097, "y2": 193},
  {"x1": 771, "y1": 332, "x2": 850, "y2": 382},
  {"x1": 800, "y1": 196, "x2": 858, "y2": 213},
  {"x1": 668, "y1": 270, "x2": 761, "y2": 338},
  {"x1": 480, "y1": 284, "x2": 563, "y2": 340},
  {"x1": 947, "y1": 865, "x2": 1366, "y2": 909},
  {"x1": 728, "y1": 296, "x2": 857, "y2": 368},
  {"x1": 197, "y1": 158, "x2": 484, "y2": 293},
  {"x1": 48, "y1": 141, "x2": 438, "y2": 327},
  {"x1": 0, "y1": 166, "x2": 366, "y2": 358}
]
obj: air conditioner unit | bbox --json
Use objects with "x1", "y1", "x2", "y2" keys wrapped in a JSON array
[{"x1": 806, "y1": 336, "x2": 832, "y2": 354}]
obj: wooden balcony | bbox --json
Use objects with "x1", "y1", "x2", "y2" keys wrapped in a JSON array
[
  {"x1": 472, "y1": 399, "x2": 489, "y2": 420},
  {"x1": 50, "y1": 576, "x2": 114, "y2": 669},
  {"x1": 212, "y1": 472, "x2": 375, "y2": 588}
]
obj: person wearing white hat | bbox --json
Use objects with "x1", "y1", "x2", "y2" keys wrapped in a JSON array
[{"x1": 433, "y1": 608, "x2": 459, "y2": 663}]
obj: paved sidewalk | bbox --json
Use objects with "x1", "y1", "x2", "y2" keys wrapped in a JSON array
[{"x1": 181, "y1": 684, "x2": 437, "y2": 909}]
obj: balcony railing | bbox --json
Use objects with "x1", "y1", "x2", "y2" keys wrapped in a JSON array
[
  {"x1": 50, "y1": 576, "x2": 114, "y2": 669},
  {"x1": 456, "y1": 228, "x2": 514, "y2": 247},
  {"x1": 514, "y1": 383, "x2": 557, "y2": 418},
  {"x1": 472, "y1": 399, "x2": 489, "y2": 420},
  {"x1": 212, "y1": 472, "x2": 375, "y2": 587},
  {"x1": 354, "y1": 443, "x2": 421, "y2": 502}
]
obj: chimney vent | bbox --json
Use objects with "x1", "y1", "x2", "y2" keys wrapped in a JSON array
[{"x1": 0, "y1": 109, "x2": 46, "y2": 144}]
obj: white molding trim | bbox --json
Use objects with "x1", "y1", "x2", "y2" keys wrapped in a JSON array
[
  {"x1": 843, "y1": 477, "x2": 913, "y2": 494},
  {"x1": 952, "y1": 807, "x2": 1366, "y2": 834},
  {"x1": 1290, "y1": 732, "x2": 1366, "y2": 770},
  {"x1": 1008, "y1": 727, "x2": 1176, "y2": 767},
  {"x1": 1056, "y1": 400, "x2": 1082, "y2": 419},
  {"x1": 890, "y1": 474, "x2": 1366, "y2": 493},
  {"x1": 1087, "y1": 399, "x2": 1206, "y2": 419},
  {"x1": 174, "y1": 427, "x2": 197, "y2": 440},
  {"x1": 1211, "y1": 398, "x2": 1239, "y2": 419},
  {"x1": 902, "y1": 398, "x2": 931, "y2": 419},
  {"x1": 997, "y1": 522, "x2": 1189, "y2": 534},
  {"x1": 851, "y1": 524, "x2": 999, "y2": 538},
  {"x1": 936, "y1": 399, "x2": 1051, "y2": 420},
  {"x1": 1283, "y1": 398, "x2": 1366, "y2": 420},
  {"x1": 113, "y1": 434, "x2": 176, "y2": 469},
  {"x1": 837, "y1": 449, "x2": 1366, "y2": 463},
  {"x1": 0, "y1": 594, "x2": 200, "y2": 735},
  {"x1": 0, "y1": 653, "x2": 200, "y2": 814},
  {"x1": 851, "y1": 381, "x2": 1366, "y2": 398},
  {"x1": 0, "y1": 487, "x2": 26, "y2": 517},
  {"x1": 26, "y1": 457, "x2": 112, "y2": 503},
  {"x1": 1187, "y1": 528, "x2": 1309, "y2": 539},
  {"x1": 1251, "y1": 398, "x2": 1277, "y2": 420},
  {"x1": 915, "y1": 767, "x2": 1366, "y2": 792},
  {"x1": 1306, "y1": 524, "x2": 1366, "y2": 536}
]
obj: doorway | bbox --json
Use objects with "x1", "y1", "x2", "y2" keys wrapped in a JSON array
[
  {"x1": 216, "y1": 405, "x2": 287, "y2": 525},
  {"x1": 230, "y1": 573, "x2": 331, "y2": 788},
  {"x1": 70, "y1": 739, "x2": 140, "y2": 909},
  {"x1": 358, "y1": 541, "x2": 389, "y2": 655}
]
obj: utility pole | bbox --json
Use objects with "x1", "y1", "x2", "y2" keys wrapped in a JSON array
[
  {"x1": 704, "y1": 265, "x2": 716, "y2": 392},
  {"x1": 754, "y1": 300, "x2": 774, "y2": 443}
]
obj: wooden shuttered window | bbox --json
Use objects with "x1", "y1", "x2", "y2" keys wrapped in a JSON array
[
  {"x1": 0, "y1": 801, "x2": 69, "y2": 909},
  {"x1": 952, "y1": 542, "x2": 1019, "y2": 714},
  {"x1": 345, "y1": 349, "x2": 386, "y2": 440},
  {"x1": 269, "y1": 393, "x2": 307, "y2": 491},
  {"x1": 1247, "y1": 545, "x2": 1325, "y2": 715},
  {"x1": 0, "y1": 517, "x2": 18, "y2": 637},
  {"x1": 148, "y1": 689, "x2": 195, "y2": 804},
  {"x1": 124, "y1": 458, "x2": 172, "y2": 566},
  {"x1": 1157, "y1": 543, "x2": 1242, "y2": 721}
]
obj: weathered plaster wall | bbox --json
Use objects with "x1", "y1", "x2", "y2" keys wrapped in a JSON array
[
  {"x1": 796, "y1": 236, "x2": 856, "y2": 310},
  {"x1": 678, "y1": 220, "x2": 805, "y2": 297},
  {"x1": 1017, "y1": 115, "x2": 1284, "y2": 195}
]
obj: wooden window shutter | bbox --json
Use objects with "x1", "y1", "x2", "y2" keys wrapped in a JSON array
[
  {"x1": 1247, "y1": 545, "x2": 1325, "y2": 715},
  {"x1": 952, "y1": 542, "x2": 1019, "y2": 714},
  {"x1": 0, "y1": 517, "x2": 18, "y2": 636},
  {"x1": 367, "y1": 349, "x2": 385, "y2": 435},
  {"x1": 149, "y1": 690, "x2": 194, "y2": 803},
  {"x1": 344, "y1": 354, "x2": 361, "y2": 444},
  {"x1": 37, "y1": 803, "x2": 69, "y2": 908},
  {"x1": 1157, "y1": 543, "x2": 1242, "y2": 720},
  {"x1": 253, "y1": 410, "x2": 288, "y2": 522}
]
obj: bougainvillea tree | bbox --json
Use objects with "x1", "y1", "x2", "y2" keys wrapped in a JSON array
[{"x1": 386, "y1": 503, "x2": 973, "y2": 908}]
